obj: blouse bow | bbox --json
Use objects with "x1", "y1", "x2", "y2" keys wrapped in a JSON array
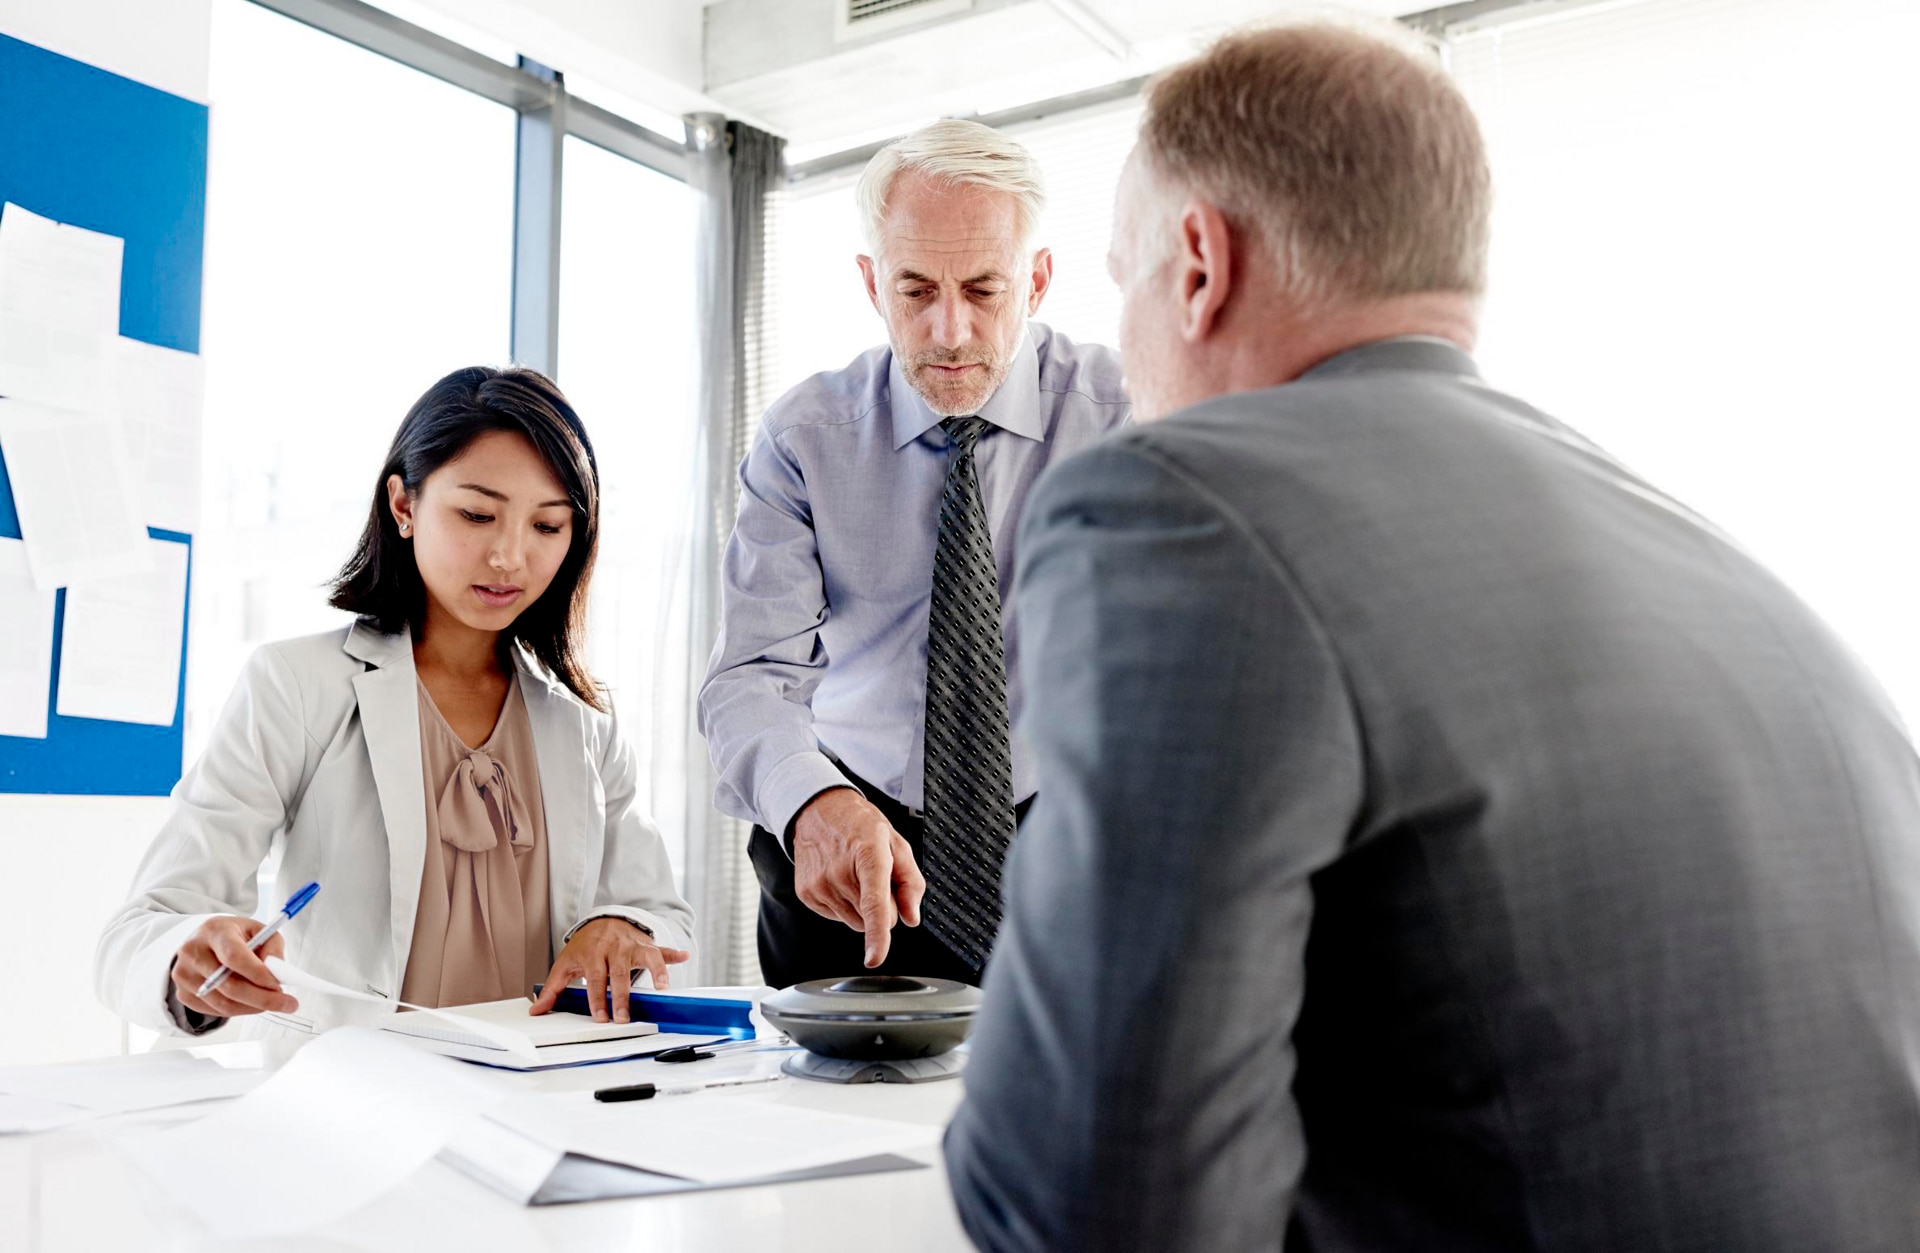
[{"x1": 435, "y1": 748, "x2": 534, "y2": 855}]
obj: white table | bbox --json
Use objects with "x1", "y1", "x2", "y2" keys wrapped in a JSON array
[{"x1": 0, "y1": 1039, "x2": 977, "y2": 1252}]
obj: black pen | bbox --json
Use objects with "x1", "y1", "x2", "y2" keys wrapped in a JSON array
[{"x1": 593, "y1": 1074, "x2": 785, "y2": 1102}]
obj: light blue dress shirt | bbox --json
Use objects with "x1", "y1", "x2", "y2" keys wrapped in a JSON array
[{"x1": 699, "y1": 322, "x2": 1132, "y2": 839}]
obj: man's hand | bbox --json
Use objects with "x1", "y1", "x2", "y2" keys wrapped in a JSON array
[
  {"x1": 792, "y1": 787, "x2": 926, "y2": 967},
  {"x1": 171, "y1": 915, "x2": 298, "y2": 1020},
  {"x1": 528, "y1": 918, "x2": 691, "y2": 1023}
]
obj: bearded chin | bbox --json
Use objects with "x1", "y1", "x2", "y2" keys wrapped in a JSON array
[
  {"x1": 917, "y1": 367, "x2": 1002, "y2": 417},
  {"x1": 905, "y1": 314, "x2": 1026, "y2": 416}
]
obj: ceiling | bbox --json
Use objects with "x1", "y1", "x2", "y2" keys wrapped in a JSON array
[{"x1": 701, "y1": 0, "x2": 1439, "y2": 160}]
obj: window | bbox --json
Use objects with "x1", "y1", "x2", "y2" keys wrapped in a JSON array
[
  {"x1": 1449, "y1": 0, "x2": 1920, "y2": 724},
  {"x1": 1013, "y1": 100, "x2": 1141, "y2": 352},
  {"x1": 769, "y1": 174, "x2": 874, "y2": 396},
  {"x1": 556, "y1": 133, "x2": 699, "y2": 873},
  {"x1": 194, "y1": 0, "x2": 514, "y2": 752},
  {"x1": 770, "y1": 100, "x2": 1142, "y2": 398}
]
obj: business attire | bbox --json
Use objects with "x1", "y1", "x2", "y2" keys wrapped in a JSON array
[
  {"x1": 401, "y1": 673, "x2": 551, "y2": 1009},
  {"x1": 946, "y1": 339, "x2": 1920, "y2": 1251},
  {"x1": 96, "y1": 620, "x2": 693, "y2": 1037},
  {"x1": 699, "y1": 322, "x2": 1129, "y2": 985}
]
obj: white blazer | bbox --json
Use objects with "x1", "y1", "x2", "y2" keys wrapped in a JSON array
[{"x1": 95, "y1": 620, "x2": 695, "y2": 1036}]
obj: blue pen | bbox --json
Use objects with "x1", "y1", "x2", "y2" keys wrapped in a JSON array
[{"x1": 196, "y1": 881, "x2": 321, "y2": 998}]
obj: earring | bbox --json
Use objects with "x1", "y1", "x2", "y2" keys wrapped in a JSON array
[{"x1": 399, "y1": 523, "x2": 411, "y2": 536}]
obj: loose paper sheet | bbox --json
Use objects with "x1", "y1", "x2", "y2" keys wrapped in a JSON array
[
  {"x1": 0, "y1": 1050, "x2": 262, "y2": 1119},
  {"x1": 0, "y1": 203, "x2": 122, "y2": 413},
  {"x1": 0, "y1": 538, "x2": 55, "y2": 738},
  {"x1": 0, "y1": 397, "x2": 151, "y2": 590},
  {"x1": 488, "y1": 1090, "x2": 941, "y2": 1185},
  {"x1": 112, "y1": 336, "x2": 203, "y2": 533},
  {"x1": 116, "y1": 1027, "x2": 513, "y2": 1240},
  {"x1": 56, "y1": 536, "x2": 188, "y2": 725},
  {"x1": 0, "y1": 1093, "x2": 94, "y2": 1135}
]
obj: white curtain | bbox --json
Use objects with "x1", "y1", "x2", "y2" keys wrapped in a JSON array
[{"x1": 662, "y1": 114, "x2": 786, "y2": 987}]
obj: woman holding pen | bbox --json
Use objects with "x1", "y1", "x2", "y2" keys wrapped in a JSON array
[{"x1": 96, "y1": 366, "x2": 693, "y2": 1037}]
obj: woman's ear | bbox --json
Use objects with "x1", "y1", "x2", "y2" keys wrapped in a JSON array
[{"x1": 386, "y1": 474, "x2": 414, "y2": 538}]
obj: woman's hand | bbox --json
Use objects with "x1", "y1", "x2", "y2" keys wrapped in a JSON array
[
  {"x1": 528, "y1": 918, "x2": 691, "y2": 1023},
  {"x1": 171, "y1": 915, "x2": 299, "y2": 1020}
]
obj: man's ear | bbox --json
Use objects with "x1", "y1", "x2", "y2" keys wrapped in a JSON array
[
  {"x1": 1026, "y1": 247, "x2": 1055, "y2": 315},
  {"x1": 1176, "y1": 201, "x2": 1235, "y2": 343},
  {"x1": 856, "y1": 254, "x2": 883, "y2": 316}
]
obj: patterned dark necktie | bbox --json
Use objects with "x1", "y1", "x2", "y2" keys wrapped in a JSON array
[{"x1": 920, "y1": 416, "x2": 1019, "y2": 972}]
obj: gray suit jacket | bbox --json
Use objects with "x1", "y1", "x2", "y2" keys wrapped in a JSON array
[{"x1": 945, "y1": 339, "x2": 1920, "y2": 1251}]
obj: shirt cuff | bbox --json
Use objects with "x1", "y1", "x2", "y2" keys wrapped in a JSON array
[
  {"x1": 758, "y1": 751, "x2": 856, "y2": 855},
  {"x1": 164, "y1": 967, "x2": 227, "y2": 1036}
]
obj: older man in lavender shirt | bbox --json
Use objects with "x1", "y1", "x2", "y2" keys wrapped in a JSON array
[{"x1": 699, "y1": 120, "x2": 1129, "y2": 987}]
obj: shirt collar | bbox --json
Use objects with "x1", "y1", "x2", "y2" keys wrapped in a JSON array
[
  {"x1": 889, "y1": 325, "x2": 1043, "y2": 450},
  {"x1": 1299, "y1": 335, "x2": 1481, "y2": 383}
]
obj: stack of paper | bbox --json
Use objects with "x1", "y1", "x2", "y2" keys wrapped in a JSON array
[
  {"x1": 265, "y1": 957, "x2": 721, "y2": 1071},
  {"x1": 0, "y1": 1050, "x2": 264, "y2": 1134},
  {"x1": 266, "y1": 956, "x2": 771, "y2": 1071},
  {"x1": 0, "y1": 201, "x2": 202, "y2": 741},
  {"x1": 380, "y1": 996, "x2": 657, "y2": 1051},
  {"x1": 385, "y1": 1025, "x2": 757, "y2": 1071}
]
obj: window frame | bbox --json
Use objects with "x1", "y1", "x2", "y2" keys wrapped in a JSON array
[{"x1": 245, "y1": 0, "x2": 692, "y2": 378}]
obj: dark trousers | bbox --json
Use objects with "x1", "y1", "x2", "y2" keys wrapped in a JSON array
[{"x1": 749, "y1": 766, "x2": 1033, "y2": 989}]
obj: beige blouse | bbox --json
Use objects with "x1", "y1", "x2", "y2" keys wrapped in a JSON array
[{"x1": 399, "y1": 675, "x2": 552, "y2": 1009}]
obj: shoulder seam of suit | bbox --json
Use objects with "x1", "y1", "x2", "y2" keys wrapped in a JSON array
[
  {"x1": 257, "y1": 639, "x2": 323, "y2": 752},
  {"x1": 1103, "y1": 435, "x2": 1373, "y2": 779}
]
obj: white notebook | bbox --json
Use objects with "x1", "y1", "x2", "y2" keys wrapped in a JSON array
[{"x1": 379, "y1": 998, "x2": 658, "y2": 1051}]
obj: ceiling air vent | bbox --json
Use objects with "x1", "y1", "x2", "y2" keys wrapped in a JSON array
[{"x1": 834, "y1": 0, "x2": 974, "y2": 43}]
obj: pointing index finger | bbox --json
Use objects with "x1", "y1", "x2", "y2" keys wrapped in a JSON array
[{"x1": 857, "y1": 841, "x2": 899, "y2": 968}]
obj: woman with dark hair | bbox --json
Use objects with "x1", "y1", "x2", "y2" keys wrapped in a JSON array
[{"x1": 96, "y1": 367, "x2": 693, "y2": 1037}]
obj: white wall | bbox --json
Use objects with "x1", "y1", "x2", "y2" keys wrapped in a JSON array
[
  {"x1": 0, "y1": 0, "x2": 210, "y2": 102},
  {"x1": 0, "y1": 0, "x2": 211, "y2": 1064},
  {"x1": 0, "y1": 800, "x2": 171, "y2": 1063}
]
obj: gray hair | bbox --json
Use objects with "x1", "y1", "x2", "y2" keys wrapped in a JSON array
[
  {"x1": 855, "y1": 119, "x2": 1047, "y2": 257},
  {"x1": 1141, "y1": 20, "x2": 1491, "y2": 305}
]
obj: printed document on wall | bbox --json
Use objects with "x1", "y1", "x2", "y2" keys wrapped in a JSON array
[
  {"x1": 113, "y1": 336, "x2": 203, "y2": 533},
  {"x1": 56, "y1": 536, "x2": 188, "y2": 726},
  {"x1": 0, "y1": 203, "x2": 122, "y2": 414},
  {"x1": 0, "y1": 398, "x2": 153, "y2": 590},
  {"x1": 0, "y1": 538, "x2": 55, "y2": 738}
]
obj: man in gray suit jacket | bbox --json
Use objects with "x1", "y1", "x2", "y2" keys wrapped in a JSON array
[{"x1": 945, "y1": 21, "x2": 1920, "y2": 1253}]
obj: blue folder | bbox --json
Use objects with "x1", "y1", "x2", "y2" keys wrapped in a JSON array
[{"x1": 535, "y1": 986, "x2": 758, "y2": 1040}]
